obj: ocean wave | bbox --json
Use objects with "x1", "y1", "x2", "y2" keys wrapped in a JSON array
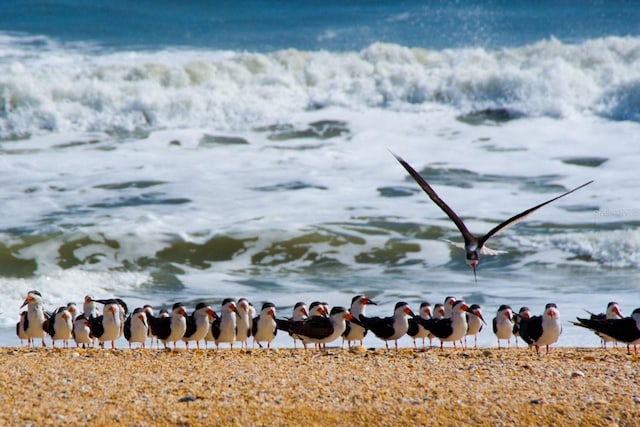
[{"x1": 1, "y1": 36, "x2": 640, "y2": 139}]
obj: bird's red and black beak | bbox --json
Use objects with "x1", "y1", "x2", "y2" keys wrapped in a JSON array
[{"x1": 20, "y1": 295, "x2": 33, "y2": 308}]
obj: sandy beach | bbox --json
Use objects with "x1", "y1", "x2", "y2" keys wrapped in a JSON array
[{"x1": 1, "y1": 346, "x2": 638, "y2": 426}]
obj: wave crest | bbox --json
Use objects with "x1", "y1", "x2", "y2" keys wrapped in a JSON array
[{"x1": 1, "y1": 36, "x2": 640, "y2": 139}]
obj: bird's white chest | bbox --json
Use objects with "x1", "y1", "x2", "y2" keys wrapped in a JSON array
[
  {"x1": 236, "y1": 313, "x2": 251, "y2": 341},
  {"x1": 494, "y1": 316, "x2": 514, "y2": 339},
  {"x1": 191, "y1": 315, "x2": 210, "y2": 341},
  {"x1": 129, "y1": 318, "x2": 148, "y2": 343},
  {"x1": 165, "y1": 316, "x2": 187, "y2": 342},
  {"x1": 253, "y1": 317, "x2": 276, "y2": 342},
  {"x1": 216, "y1": 315, "x2": 236, "y2": 343},
  {"x1": 389, "y1": 316, "x2": 409, "y2": 340},
  {"x1": 27, "y1": 307, "x2": 46, "y2": 337},
  {"x1": 537, "y1": 318, "x2": 561, "y2": 345},
  {"x1": 73, "y1": 320, "x2": 92, "y2": 343},
  {"x1": 467, "y1": 316, "x2": 483, "y2": 335},
  {"x1": 448, "y1": 314, "x2": 468, "y2": 341},
  {"x1": 52, "y1": 315, "x2": 73, "y2": 339},
  {"x1": 101, "y1": 314, "x2": 123, "y2": 341}
]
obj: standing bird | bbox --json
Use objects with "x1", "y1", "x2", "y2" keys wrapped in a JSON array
[
  {"x1": 83, "y1": 295, "x2": 99, "y2": 319},
  {"x1": 182, "y1": 303, "x2": 215, "y2": 349},
  {"x1": 573, "y1": 308, "x2": 640, "y2": 355},
  {"x1": 443, "y1": 296, "x2": 457, "y2": 318},
  {"x1": 284, "y1": 302, "x2": 309, "y2": 349},
  {"x1": 252, "y1": 303, "x2": 278, "y2": 349},
  {"x1": 407, "y1": 302, "x2": 433, "y2": 348},
  {"x1": 89, "y1": 299, "x2": 124, "y2": 349},
  {"x1": 278, "y1": 306, "x2": 353, "y2": 350},
  {"x1": 414, "y1": 300, "x2": 469, "y2": 349},
  {"x1": 392, "y1": 153, "x2": 593, "y2": 280},
  {"x1": 45, "y1": 306, "x2": 74, "y2": 348},
  {"x1": 212, "y1": 298, "x2": 238, "y2": 350},
  {"x1": 124, "y1": 307, "x2": 149, "y2": 349},
  {"x1": 518, "y1": 303, "x2": 562, "y2": 355},
  {"x1": 147, "y1": 303, "x2": 188, "y2": 349},
  {"x1": 466, "y1": 304, "x2": 486, "y2": 348},
  {"x1": 584, "y1": 302, "x2": 624, "y2": 348},
  {"x1": 235, "y1": 298, "x2": 253, "y2": 349},
  {"x1": 20, "y1": 290, "x2": 48, "y2": 347},
  {"x1": 512, "y1": 306, "x2": 531, "y2": 347},
  {"x1": 72, "y1": 313, "x2": 93, "y2": 348},
  {"x1": 66, "y1": 302, "x2": 78, "y2": 321},
  {"x1": 359, "y1": 302, "x2": 415, "y2": 351},
  {"x1": 342, "y1": 295, "x2": 377, "y2": 348},
  {"x1": 492, "y1": 305, "x2": 514, "y2": 348}
]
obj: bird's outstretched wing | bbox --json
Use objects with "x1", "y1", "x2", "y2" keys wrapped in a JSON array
[
  {"x1": 392, "y1": 152, "x2": 476, "y2": 246},
  {"x1": 478, "y1": 180, "x2": 594, "y2": 248}
]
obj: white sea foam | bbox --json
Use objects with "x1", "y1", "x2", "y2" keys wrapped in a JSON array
[{"x1": 1, "y1": 36, "x2": 640, "y2": 139}]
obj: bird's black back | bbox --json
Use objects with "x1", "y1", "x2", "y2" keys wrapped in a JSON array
[
  {"x1": 123, "y1": 314, "x2": 132, "y2": 341},
  {"x1": 89, "y1": 315, "x2": 105, "y2": 339},
  {"x1": 574, "y1": 317, "x2": 640, "y2": 343},
  {"x1": 183, "y1": 312, "x2": 197, "y2": 339},
  {"x1": 414, "y1": 316, "x2": 453, "y2": 339},
  {"x1": 518, "y1": 315, "x2": 543, "y2": 345},
  {"x1": 359, "y1": 314, "x2": 395, "y2": 339}
]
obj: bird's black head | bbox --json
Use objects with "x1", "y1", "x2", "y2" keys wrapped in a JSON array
[
  {"x1": 261, "y1": 302, "x2": 276, "y2": 311},
  {"x1": 195, "y1": 302, "x2": 208, "y2": 311},
  {"x1": 329, "y1": 306, "x2": 347, "y2": 316}
]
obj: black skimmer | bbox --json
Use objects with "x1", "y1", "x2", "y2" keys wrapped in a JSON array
[
  {"x1": 342, "y1": 295, "x2": 377, "y2": 348},
  {"x1": 183, "y1": 303, "x2": 215, "y2": 349},
  {"x1": 572, "y1": 307, "x2": 640, "y2": 355},
  {"x1": 359, "y1": 302, "x2": 415, "y2": 350},
  {"x1": 414, "y1": 300, "x2": 469, "y2": 349},
  {"x1": 72, "y1": 313, "x2": 93, "y2": 348},
  {"x1": 584, "y1": 302, "x2": 623, "y2": 348},
  {"x1": 147, "y1": 302, "x2": 187, "y2": 349},
  {"x1": 212, "y1": 298, "x2": 238, "y2": 349},
  {"x1": 443, "y1": 296, "x2": 456, "y2": 318},
  {"x1": 517, "y1": 303, "x2": 562, "y2": 355},
  {"x1": 66, "y1": 302, "x2": 78, "y2": 321},
  {"x1": 16, "y1": 311, "x2": 29, "y2": 346},
  {"x1": 465, "y1": 303, "x2": 486, "y2": 348},
  {"x1": 236, "y1": 298, "x2": 253, "y2": 349},
  {"x1": 251, "y1": 302, "x2": 278, "y2": 349},
  {"x1": 20, "y1": 290, "x2": 48, "y2": 347},
  {"x1": 124, "y1": 307, "x2": 149, "y2": 349},
  {"x1": 277, "y1": 306, "x2": 353, "y2": 350},
  {"x1": 392, "y1": 153, "x2": 593, "y2": 280},
  {"x1": 512, "y1": 306, "x2": 531, "y2": 347},
  {"x1": 492, "y1": 305, "x2": 514, "y2": 348},
  {"x1": 83, "y1": 295, "x2": 99, "y2": 319},
  {"x1": 45, "y1": 306, "x2": 74, "y2": 348},
  {"x1": 432, "y1": 303, "x2": 446, "y2": 319},
  {"x1": 407, "y1": 302, "x2": 433, "y2": 348},
  {"x1": 308, "y1": 301, "x2": 327, "y2": 318},
  {"x1": 284, "y1": 302, "x2": 308, "y2": 348},
  {"x1": 89, "y1": 299, "x2": 125, "y2": 349}
]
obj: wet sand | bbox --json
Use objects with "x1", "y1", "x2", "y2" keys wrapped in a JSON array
[{"x1": 1, "y1": 346, "x2": 638, "y2": 426}]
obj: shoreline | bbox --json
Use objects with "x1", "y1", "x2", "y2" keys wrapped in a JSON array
[{"x1": 2, "y1": 347, "x2": 638, "y2": 426}]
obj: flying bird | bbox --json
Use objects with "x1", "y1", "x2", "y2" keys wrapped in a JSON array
[{"x1": 392, "y1": 152, "x2": 593, "y2": 280}]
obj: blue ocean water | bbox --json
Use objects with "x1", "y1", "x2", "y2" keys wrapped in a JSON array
[
  {"x1": 2, "y1": 0, "x2": 639, "y2": 51},
  {"x1": 1, "y1": 1, "x2": 640, "y2": 349}
]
